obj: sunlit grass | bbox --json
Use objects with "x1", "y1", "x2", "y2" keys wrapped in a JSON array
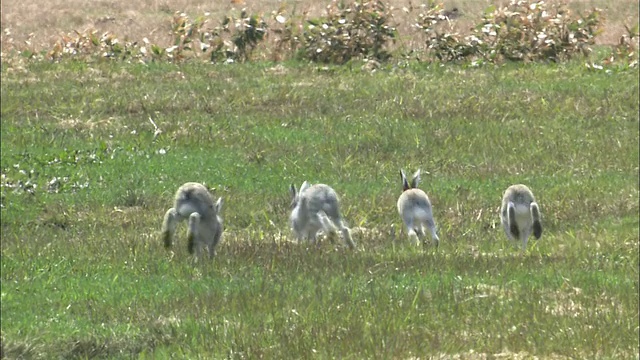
[{"x1": 1, "y1": 59, "x2": 638, "y2": 359}]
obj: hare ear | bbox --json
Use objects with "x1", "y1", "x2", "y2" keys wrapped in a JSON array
[
  {"x1": 214, "y1": 197, "x2": 223, "y2": 212},
  {"x1": 411, "y1": 169, "x2": 421, "y2": 188},
  {"x1": 400, "y1": 170, "x2": 410, "y2": 191},
  {"x1": 299, "y1": 181, "x2": 310, "y2": 194}
]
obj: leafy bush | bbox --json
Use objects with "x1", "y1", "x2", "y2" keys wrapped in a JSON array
[
  {"x1": 164, "y1": 12, "x2": 207, "y2": 62},
  {"x1": 46, "y1": 10, "x2": 267, "y2": 63},
  {"x1": 413, "y1": 3, "x2": 474, "y2": 62},
  {"x1": 300, "y1": 0, "x2": 397, "y2": 64},
  {"x1": 604, "y1": 24, "x2": 639, "y2": 67},
  {"x1": 477, "y1": 0, "x2": 604, "y2": 62},
  {"x1": 417, "y1": 0, "x2": 605, "y2": 64},
  {"x1": 165, "y1": 10, "x2": 267, "y2": 63},
  {"x1": 47, "y1": 30, "x2": 140, "y2": 61},
  {"x1": 230, "y1": 10, "x2": 268, "y2": 62},
  {"x1": 269, "y1": 6, "x2": 304, "y2": 62},
  {"x1": 31, "y1": 0, "x2": 636, "y2": 67}
]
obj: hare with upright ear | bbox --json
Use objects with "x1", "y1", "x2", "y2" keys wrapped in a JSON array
[
  {"x1": 397, "y1": 169, "x2": 440, "y2": 247},
  {"x1": 289, "y1": 181, "x2": 356, "y2": 249},
  {"x1": 500, "y1": 184, "x2": 542, "y2": 251},
  {"x1": 161, "y1": 182, "x2": 223, "y2": 260}
]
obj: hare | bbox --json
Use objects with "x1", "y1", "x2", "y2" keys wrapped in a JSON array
[
  {"x1": 500, "y1": 184, "x2": 542, "y2": 251},
  {"x1": 161, "y1": 182, "x2": 223, "y2": 259},
  {"x1": 289, "y1": 181, "x2": 356, "y2": 249},
  {"x1": 397, "y1": 169, "x2": 440, "y2": 247}
]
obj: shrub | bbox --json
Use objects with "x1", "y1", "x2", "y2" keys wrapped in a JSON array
[
  {"x1": 476, "y1": 0, "x2": 604, "y2": 63},
  {"x1": 47, "y1": 29, "x2": 140, "y2": 61},
  {"x1": 35, "y1": 0, "x2": 634, "y2": 67},
  {"x1": 269, "y1": 5, "x2": 304, "y2": 62},
  {"x1": 604, "y1": 24, "x2": 639, "y2": 67},
  {"x1": 46, "y1": 10, "x2": 267, "y2": 64},
  {"x1": 230, "y1": 10, "x2": 268, "y2": 62},
  {"x1": 300, "y1": 0, "x2": 397, "y2": 64},
  {"x1": 167, "y1": 10, "x2": 267, "y2": 63},
  {"x1": 417, "y1": 0, "x2": 605, "y2": 64},
  {"x1": 413, "y1": 2, "x2": 474, "y2": 62}
]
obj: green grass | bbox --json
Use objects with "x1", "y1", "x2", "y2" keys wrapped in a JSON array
[{"x1": 1, "y1": 58, "x2": 638, "y2": 359}]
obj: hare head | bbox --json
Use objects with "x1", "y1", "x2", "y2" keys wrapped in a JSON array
[{"x1": 161, "y1": 182, "x2": 224, "y2": 260}]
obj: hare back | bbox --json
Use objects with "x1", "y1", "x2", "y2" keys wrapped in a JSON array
[
  {"x1": 503, "y1": 202, "x2": 532, "y2": 220},
  {"x1": 301, "y1": 184, "x2": 341, "y2": 215},
  {"x1": 502, "y1": 184, "x2": 535, "y2": 205},
  {"x1": 397, "y1": 188, "x2": 431, "y2": 210}
]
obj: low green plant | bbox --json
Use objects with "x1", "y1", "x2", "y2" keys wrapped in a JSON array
[
  {"x1": 300, "y1": 0, "x2": 397, "y2": 64},
  {"x1": 45, "y1": 10, "x2": 268, "y2": 64},
  {"x1": 47, "y1": 29, "x2": 140, "y2": 61},
  {"x1": 166, "y1": 12, "x2": 208, "y2": 62},
  {"x1": 604, "y1": 24, "x2": 639, "y2": 67},
  {"x1": 417, "y1": 0, "x2": 605, "y2": 64},
  {"x1": 477, "y1": 0, "x2": 603, "y2": 62},
  {"x1": 269, "y1": 5, "x2": 304, "y2": 62},
  {"x1": 167, "y1": 10, "x2": 267, "y2": 63},
  {"x1": 412, "y1": 2, "x2": 472, "y2": 62},
  {"x1": 33, "y1": 1, "x2": 638, "y2": 67},
  {"x1": 230, "y1": 9, "x2": 268, "y2": 62}
]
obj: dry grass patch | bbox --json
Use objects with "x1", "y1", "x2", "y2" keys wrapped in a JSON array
[
  {"x1": 420, "y1": 350, "x2": 574, "y2": 359},
  {"x1": 56, "y1": 116, "x2": 121, "y2": 131},
  {"x1": 543, "y1": 286, "x2": 626, "y2": 318}
]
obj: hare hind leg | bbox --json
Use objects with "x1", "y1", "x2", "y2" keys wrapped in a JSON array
[
  {"x1": 401, "y1": 214, "x2": 419, "y2": 246},
  {"x1": 162, "y1": 208, "x2": 181, "y2": 249},
  {"x1": 326, "y1": 213, "x2": 355, "y2": 249},
  {"x1": 406, "y1": 225, "x2": 421, "y2": 246},
  {"x1": 337, "y1": 221, "x2": 356, "y2": 249},
  {"x1": 187, "y1": 213, "x2": 202, "y2": 257},
  {"x1": 424, "y1": 218, "x2": 439, "y2": 247},
  {"x1": 531, "y1": 202, "x2": 543, "y2": 240}
]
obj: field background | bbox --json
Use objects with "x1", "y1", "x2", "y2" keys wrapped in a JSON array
[
  {"x1": 2, "y1": 0, "x2": 640, "y2": 55},
  {"x1": 1, "y1": 0, "x2": 639, "y2": 359}
]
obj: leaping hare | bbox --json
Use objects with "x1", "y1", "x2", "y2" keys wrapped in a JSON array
[
  {"x1": 161, "y1": 182, "x2": 223, "y2": 259},
  {"x1": 397, "y1": 169, "x2": 440, "y2": 247},
  {"x1": 289, "y1": 181, "x2": 356, "y2": 249},
  {"x1": 500, "y1": 184, "x2": 542, "y2": 251}
]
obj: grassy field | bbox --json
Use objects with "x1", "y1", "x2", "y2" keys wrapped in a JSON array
[
  {"x1": 1, "y1": 2, "x2": 639, "y2": 357},
  {"x1": 1, "y1": 54, "x2": 638, "y2": 358}
]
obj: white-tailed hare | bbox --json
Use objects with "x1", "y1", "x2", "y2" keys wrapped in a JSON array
[
  {"x1": 397, "y1": 169, "x2": 440, "y2": 246},
  {"x1": 161, "y1": 182, "x2": 223, "y2": 259},
  {"x1": 500, "y1": 184, "x2": 542, "y2": 251},
  {"x1": 289, "y1": 181, "x2": 356, "y2": 249}
]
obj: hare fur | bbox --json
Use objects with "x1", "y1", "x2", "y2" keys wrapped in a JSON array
[
  {"x1": 397, "y1": 169, "x2": 440, "y2": 246},
  {"x1": 289, "y1": 181, "x2": 356, "y2": 249},
  {"x1": 500, "y1": 184, "x2": 542, "y2": 251},
  {"x1": 161, "y1": 182, "x2": 223, "y2": 259}
]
